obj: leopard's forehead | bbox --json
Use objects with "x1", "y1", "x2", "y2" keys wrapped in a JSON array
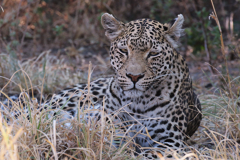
[
  {"x1": 116, "y1": 19, "x2": 167, "y2": 52},
  {"x1": 124, "y1": 18, "x2": 166, "y2": 40}
]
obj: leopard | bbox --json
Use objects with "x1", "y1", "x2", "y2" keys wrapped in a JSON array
[{"x1": 1, "y1": 13, "x2": 202, "y2": 159}]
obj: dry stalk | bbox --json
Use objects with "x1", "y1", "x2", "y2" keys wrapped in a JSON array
[{"x1": 209, "y1": 0, "x2": 232, "y2": 99}]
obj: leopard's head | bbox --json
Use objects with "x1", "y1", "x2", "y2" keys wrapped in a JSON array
[{"x1": 101, "y1": 13, "x2": 184, "y2": 92}]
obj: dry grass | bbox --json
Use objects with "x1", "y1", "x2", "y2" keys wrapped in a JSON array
[
  {"x1": 191, "y1": 93, "x2": 240, "y2": 160},
  {"x1": 0, "y1": 49, "x2": 88, "y2": 96},
  {"x1": 0, "y1": 106, "x2": 133, "y2": 159}
]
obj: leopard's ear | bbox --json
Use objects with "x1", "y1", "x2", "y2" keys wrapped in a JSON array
[
  {"x1": 163, "y1": 14, "x2": 184, "y2": 48},
  {"x1": 101, "y1": 13, "x2": 123, "y2": 41}
]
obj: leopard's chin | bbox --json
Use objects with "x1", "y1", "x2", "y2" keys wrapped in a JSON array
[{"x1": 123, "y1": 89, "x2": 144, "y2": 97}]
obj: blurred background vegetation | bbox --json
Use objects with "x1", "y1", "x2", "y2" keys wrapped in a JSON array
[
  {"x1": 0, "y1": 0, "x2": 240, "y2": 94},
  {"x1": 0, "y1": 0, "x2": 239, "y2": 59}
]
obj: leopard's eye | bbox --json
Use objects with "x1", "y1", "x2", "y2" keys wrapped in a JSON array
[
  {"x1": 119, "y1": 49, "x2": 128, "y2": 54},
  {"x1": 149, "y1": 52, "x2": 159, "y2": 56}
]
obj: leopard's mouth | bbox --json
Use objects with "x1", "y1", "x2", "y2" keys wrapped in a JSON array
[{"x1": 124, "y1": 84, "x2": 146, "y2": 92}]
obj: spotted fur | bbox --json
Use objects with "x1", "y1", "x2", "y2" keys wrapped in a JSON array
[{"x1": 101, "y1": 13, "x2": 202, "y2": 158}]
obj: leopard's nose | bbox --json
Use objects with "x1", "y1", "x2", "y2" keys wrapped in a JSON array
[{"x1": 126, "y1": 73, "x2": 144, "y2": 83}]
